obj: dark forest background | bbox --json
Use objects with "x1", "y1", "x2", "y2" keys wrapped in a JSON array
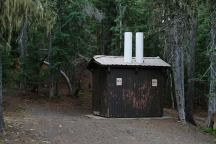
[{"x1": 0, "y1": 0, "x2": 216, "y2": 130}]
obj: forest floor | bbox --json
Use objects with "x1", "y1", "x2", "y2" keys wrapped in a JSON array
[{"x1": 0, "y1": 91, "x2": 215, "y2": 144}]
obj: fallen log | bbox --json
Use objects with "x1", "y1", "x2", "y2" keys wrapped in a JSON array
[{"x1": 43, "y1": 61, "x2": 73, "y2": 96}]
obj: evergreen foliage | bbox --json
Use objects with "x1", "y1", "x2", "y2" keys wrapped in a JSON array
[{"x1": 0, "y1": 0, "x2": 215, "y2": 130}]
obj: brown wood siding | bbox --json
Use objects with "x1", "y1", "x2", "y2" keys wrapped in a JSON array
[
  {"x1": 92, "y1": 68, "x2": 107, "y2": 116},
  {"x1": 104, "y1": 67, "x2": 165, "y2": 118}
]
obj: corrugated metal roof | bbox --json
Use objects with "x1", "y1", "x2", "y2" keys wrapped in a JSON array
[{"x1": 92, "y1": 55, "x2": 171, "y2": 67}]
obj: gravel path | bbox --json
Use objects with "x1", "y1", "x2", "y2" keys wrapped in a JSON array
[
  {"x1": 22, "y1": 107, "x2": 215, "y2": 144},
  {"x1": 3, "y1": 95, "x2": 215, "y2": 144}
]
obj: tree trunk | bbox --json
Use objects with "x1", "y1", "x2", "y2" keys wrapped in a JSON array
[
  {"x1": 185, "y1": 16, "x2": 197, "y2": 125},
  {"x1": 119, "y1": 3, "x2": 123, "y2": 55},
  {"x1": 170, "y1": 70, "x2": 176, "y2": 109},
  {"x1": 19, "y1": 16, "x2": 28, "y2": 89},
  {"x1": 100, "y1": 22, "x2": 105, "y2": 55},
  {"x1": 0, "y1": 51, "x2": 5, "y2": 133},
  {"x1": 171, "y1": 20, "x2": 186, "y2": 122},
  {"x1": 48, "y1": 32, "x2": 58, "y2": 98},
  {"x1": 207, "y1": 12, "x2": 216, "y2": 128},
  {"x1": 0, "y1": 1, "x2": 6, "y2": 134}
]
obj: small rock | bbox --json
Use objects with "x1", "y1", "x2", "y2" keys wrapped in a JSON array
[
  {"x1": 14, "y1": 139, "x2": 19, "y2": 142},
  {"x1": 42, "y1": 140, "x2": 50, "y2": 144}
]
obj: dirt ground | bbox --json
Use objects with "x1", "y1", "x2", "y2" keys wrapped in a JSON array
[{"x1": 1, "y1": 92, "x2": 215, "y2": 144}]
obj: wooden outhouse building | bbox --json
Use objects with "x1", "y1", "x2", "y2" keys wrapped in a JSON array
[{"x1": 88, "y1": 55, "x2": 171, "y2": 118}]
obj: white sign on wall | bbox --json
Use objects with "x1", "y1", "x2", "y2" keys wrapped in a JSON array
[
  {"x1": 116, "y1": 78, "x2": 122, "y2": 86},
  {"x1": 152, "y1": 79, "x2": 158, "y2": 87}
]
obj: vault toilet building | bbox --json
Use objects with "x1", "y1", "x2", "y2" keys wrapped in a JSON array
[{"x1": 87, "y1": 32, "x2": 170, "y2": 118}]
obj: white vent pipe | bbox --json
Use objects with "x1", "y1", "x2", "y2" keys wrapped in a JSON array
[
  {"x1": 136, "y1": 32, "x2": 144, "y2": 63},
  {"x1": 124, "y1": 32, "x2": 132, "y2": 63}
]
